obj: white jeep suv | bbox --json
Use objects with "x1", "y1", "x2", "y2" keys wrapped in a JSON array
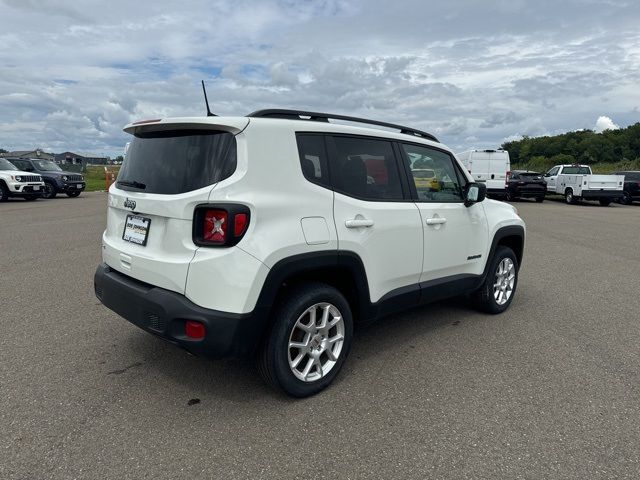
[
  {"x1": 0, "y1": 158, "x2": 44, "y2": 201},
  {"x1": 94, "y1": 110, "x2": 525, "y2": 397}
]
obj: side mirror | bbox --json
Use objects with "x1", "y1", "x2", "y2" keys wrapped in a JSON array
[
  {"x1": 544, "y1": 173, "x2": 550, "y2": 177},
  {"x1": 464, "y1": 183, "x2": 486, "y2": 207}
]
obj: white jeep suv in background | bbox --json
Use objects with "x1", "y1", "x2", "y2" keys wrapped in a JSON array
[
  {"x1": 94, "y1": 110, "x2": 525, "y2": 397},
  {"x1": 0, "y1": 158, "x2": 44, "y2": 201}
]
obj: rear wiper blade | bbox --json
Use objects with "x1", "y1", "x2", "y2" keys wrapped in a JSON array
[{"x1": 117, "y1": 179, "x2": 146, "y2": 189}]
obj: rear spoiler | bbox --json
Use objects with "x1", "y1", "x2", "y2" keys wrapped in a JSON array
[{"x1": 124, "y1": 117, "x2": 250, "y2": 136}]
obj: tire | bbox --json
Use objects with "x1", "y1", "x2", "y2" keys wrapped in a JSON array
[
  {"x1": 42, "y1": 181, "x2": 57, "y2": 199},
  {"x1": 599, "y1": 198, "x2": 611, "y2": 207},
  {"x1": 0, "y1": 182, "x2": 8, "y2": 202},
  {"x1": 24, "y1": 195, "x2": 39, "y2": 201},
  {"x1": 535, "y1": 196, "x2": 544, "y2": 203},
  {"x1": 471, "y1": 246, "x2": 518, "y2": 314},
  {"x1": 565, "y1": 188, "x2": 576, "y2": 205},
  {"x1": 620, "y1": 192, "x2": 632, "y2": 205},
  {"x1": 505, "y1": 190, "x2": 514, "y2": 202},
  {"x1": 66, "y1": 191, "x2": 81, "y2": 198},
  {"x1": 258, "y1": 282, "x2": 353, "y2": 397}
]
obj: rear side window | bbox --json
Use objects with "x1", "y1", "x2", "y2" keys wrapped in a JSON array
[
  {"x1": 118, "y1": 130, "x2": 236, "y2": 194},
  {"x1": 561, "y1": 166, "x2": 590, "y2": 175},
  {"x1": 296, "y1": 134, "x2": 330, "y2": 188},
  {"x1": 329, "y1": 136, "x2": 403, "y2": 200}
]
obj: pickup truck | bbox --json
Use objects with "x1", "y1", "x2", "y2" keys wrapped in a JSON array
[{"x1": 544, "y1": 164, "x2": 624, "y2": 206}]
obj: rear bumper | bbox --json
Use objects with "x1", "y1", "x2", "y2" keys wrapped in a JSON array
[
  {"x1": 94, "y1": 263, "x2": 265, "y2": 359},
  {"x1": 580, "y1": 190, "x2": 623, "y2": 199},
  {"x1": 509, "y1": 186, "x2": 546, "y2": 197}
]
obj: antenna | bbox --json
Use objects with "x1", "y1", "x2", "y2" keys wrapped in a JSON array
[{"x1": 201, "y1": 80, "x2": 216, "y2": 117}]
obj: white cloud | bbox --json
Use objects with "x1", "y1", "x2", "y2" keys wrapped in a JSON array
[
  {"x1": 0, "y1": 0, "x2": 639, "y2": 156},
  {"x1": 594, "y1": 115, "x2": 620, "y2": 133}
]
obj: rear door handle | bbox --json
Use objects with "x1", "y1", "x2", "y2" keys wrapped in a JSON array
[
  {"x1": 426, "y1": 217, "x2": 447, "y2": 225},
  {"x1": 345, "y1": 218, "x2": 374, "y2": 228}
]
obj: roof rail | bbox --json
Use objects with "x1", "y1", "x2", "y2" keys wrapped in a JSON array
[{"x1": 247, "y1": 109, "x2": 439, "y2": 142}]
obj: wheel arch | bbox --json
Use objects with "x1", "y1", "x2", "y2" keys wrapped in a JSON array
[
  {"x1": 250, "y1": 251, "x2": 372, "y2": 351},
  {"x1": 484, "y1": 226, "x2": 525, "y2": 276}
]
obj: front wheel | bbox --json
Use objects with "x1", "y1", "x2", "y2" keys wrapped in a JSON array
[
  {"x1": 0, "y1": 183, "x2": 9, "y2": 202},
  {"x1": 472, "y1": 246, "x2": 518, "y2": 314},
  {"x1": 66, "y1": 191, "x2": 81, "y2": 198},
  {"x1": 599, "y1": 198, "x2": 611, "y2": 207},
  {"x1": 258, "y1": 283, "x2": 353, "y2": 397}
]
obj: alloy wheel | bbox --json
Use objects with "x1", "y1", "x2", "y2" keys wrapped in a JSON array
[
  {"x1": 287, "y1": 302, "x2": 345, "y2": 382},
  {"x1": 493, "y1": 258, "x2": 515, "y2": 306}
]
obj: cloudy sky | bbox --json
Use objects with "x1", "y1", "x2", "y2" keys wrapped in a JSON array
[{"x1": 1, "y1": 0, "x2": 639, "y2": 157}]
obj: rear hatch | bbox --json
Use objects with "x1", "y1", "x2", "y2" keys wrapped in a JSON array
[
  {"x1": 512, "y1": 172, "x2": 546, "y2": 193},
  {"x1": 102, "y1": 118, "x2": 248, "y2": 294},
  {"x1": 585, "y1": 174, "x2": 624, "y2": 191}
]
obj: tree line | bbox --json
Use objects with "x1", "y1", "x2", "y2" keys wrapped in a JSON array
[{"x1": 501, "y1": 122, "x2": 640, "y2": 169}]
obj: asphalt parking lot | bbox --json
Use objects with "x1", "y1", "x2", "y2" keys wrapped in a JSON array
[{"x1": 2, "y1": 193, "x2": 639, "y2": 479}]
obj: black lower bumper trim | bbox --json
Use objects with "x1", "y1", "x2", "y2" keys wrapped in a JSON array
[
  {"x1": 580, "y1": 190, "x2": 623, "y2": 199},
  {"x1": 94, "y1": 263, "x2": 265, "y2": 359}
]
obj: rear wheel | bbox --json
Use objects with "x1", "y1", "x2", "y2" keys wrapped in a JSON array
[
  {"x1": 259, "y1": 283, "x2": 353, "y2": 397},
  {"x1": 599, "y1": 198, "x2": 611, "y2": 207},
  {"x1": 565, "y1": 188, "x2": 576, "y2": 204},
  {"x1": 472, "y1": 246, "x2": 518, "y2": 314},
  {"x1": 505, "y1": 190, "x2": 514, "y2": 202},
  {"x1": 66, "y1": 191, "x2": 81, "y2": 198},
  {"x1": 0, "y1": 183, "x2": 8, "y2": 202},
  {"x1": 42, "y1": 181, "x2": 57, "y2": 199}
]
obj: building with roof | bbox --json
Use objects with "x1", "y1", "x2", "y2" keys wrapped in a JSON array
[{"x1": 0, "y1": 149, "x2": 55, "y2": 161}]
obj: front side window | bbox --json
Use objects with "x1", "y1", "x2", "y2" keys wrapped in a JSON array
[
  {"x1": 117, "y1": 129, "x2": 236, "y2": 194},
  {"x1": 547, "y1": 167, "x2": 560, "y2": 176},
  {"x1": 402, "y1": 144, "x2": 465, "y2": 202},
  {"x1": 329, "y1": 136, "x2": 403, "y2": 200}
]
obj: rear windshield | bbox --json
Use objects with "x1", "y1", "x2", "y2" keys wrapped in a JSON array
[
  {"x1": 619, "y1": 172, "x2": 640, "y2": 181},
  {"x1": 562, "y1": 166, "x2": 590, "y2": 174},
  {"x1": 117, "y1": 129, "x2": 236, "y2": 194},
  {"x1": 519, "y1": 172, "x2": 541, "y2": 178}
]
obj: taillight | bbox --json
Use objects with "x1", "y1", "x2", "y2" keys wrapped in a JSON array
[
  {"x1": 203, "y1": 209, "x2": 227, "y2": 244},
  {"x1": 505, "y1": 171, "x2": 511, "y2": 185},
  {"x1": 193, "y1": 204, "x2": 250, "y2": 247}
]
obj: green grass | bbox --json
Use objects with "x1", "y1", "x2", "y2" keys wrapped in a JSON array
[{"x1": 84, "y1": 165, "x2": 120, "y2": 192}]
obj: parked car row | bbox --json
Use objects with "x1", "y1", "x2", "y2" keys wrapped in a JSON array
[
  {"x1": 0, "y1": 157, "x2": 85, "y2": 201},
  {"x1": 455, "y1": 150, "x2": 637, "y2": 206}
]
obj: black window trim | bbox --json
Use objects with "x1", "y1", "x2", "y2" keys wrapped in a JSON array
[
  {"x1": 295, "y1": 131, "x2": 414, "y2": 203},
  {"x1": 397, "y1": 140, "x2": 469, "y2": 204},
  {"x1": 295, "y1": 132, "x2": 333, "y2": 190}
]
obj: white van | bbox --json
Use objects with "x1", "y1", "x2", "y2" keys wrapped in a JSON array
[{"x1": 456, "y1": 149, "x2": 511, "y2": 198}]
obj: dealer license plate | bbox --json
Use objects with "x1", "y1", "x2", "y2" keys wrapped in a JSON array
[
  {"x1": 77, "y1": 184, "x2": 83, "y2": 189},
  {"x1": 122, "y1": 215, "x2": 151, "y2": 246}
]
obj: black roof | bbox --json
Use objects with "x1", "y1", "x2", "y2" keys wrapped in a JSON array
[{"x1": 247, "y1": 109, "x2": 439, "y2": 142}]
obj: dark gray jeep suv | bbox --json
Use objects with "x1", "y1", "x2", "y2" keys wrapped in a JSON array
[{"x1": 8, "y1": 158, "x2": 86, "y2": 199}]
